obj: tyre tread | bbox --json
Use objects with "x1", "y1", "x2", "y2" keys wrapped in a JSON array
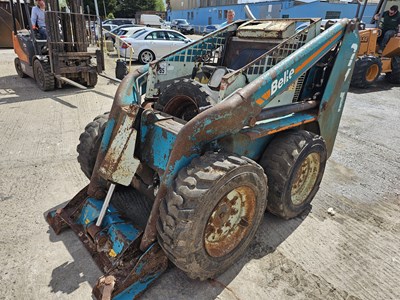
[
  {"x1": 351, "y1": 56, "x2": 382, "y2": 88},
  {"x1": 157, "y1": 152, "x2": 267, "y2": 280},
  {"x1": 260, "y1": 130, "x2": 326, "y2": 219},
  {"x1": 76, "y1": 113, "x2": 109, "y2": 178}
]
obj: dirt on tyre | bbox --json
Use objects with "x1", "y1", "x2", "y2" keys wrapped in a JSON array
[
  {"x1": 260, "y1": 130, "x2": 327, "y2": 219},
  {"x1": 33, "y1": 59, "x2": 55, "y2": 91},
  {"x1": 157, "y1": 152, "x2": 268, "y2": 280},
  {"x1": 77, "y1": 113, "x2": 109, "y2": 179},
  {"x1": 155, "y1": 78, "x2": 214, "y2": 121},
  {"x1": 385, "y1": 56, "x2": 400, "y2": 84},
  {"x1": 350, "y1": 56, "x2": 382, "y2": 88},
  {"x1": 14, "y1": 58, "x2": 27, "y2": 78}
]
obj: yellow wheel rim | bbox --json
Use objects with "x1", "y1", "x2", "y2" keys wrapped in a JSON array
[
  {"x1": 366, "y1": 64, "x2": 379, "y2": 82},
  {"x1": 291, "y1": 152, "x2": 320, "y2": 206},
  {"x1": 204, "y1": 186, "x2": 256, "y2": 258}
]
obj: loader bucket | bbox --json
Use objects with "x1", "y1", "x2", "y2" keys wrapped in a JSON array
[{"x1": 46, "y1": 186, "x2": 168, "y2": 299}]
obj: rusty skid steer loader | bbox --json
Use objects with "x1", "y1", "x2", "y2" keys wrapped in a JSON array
[{"x1": 47, "y1": 16, "x2": 360, "y2": 299}]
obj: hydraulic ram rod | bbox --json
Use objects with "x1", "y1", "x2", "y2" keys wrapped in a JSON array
[{"x1": 96, "y1": 183, "x2": 116, "y2": 227}]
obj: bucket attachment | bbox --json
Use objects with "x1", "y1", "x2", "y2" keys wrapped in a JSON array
[{"x1": 46, "y1": 186, "x2": 168, "y2": 299}]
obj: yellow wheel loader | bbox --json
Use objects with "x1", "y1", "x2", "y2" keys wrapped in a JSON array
[{"x1": 351, "y1": 0, "x2": 400, "y2": 87}]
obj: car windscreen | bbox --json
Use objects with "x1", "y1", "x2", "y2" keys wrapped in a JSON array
[{"x1": 130, "y1": 29, "x2": 148, "y2": 38}]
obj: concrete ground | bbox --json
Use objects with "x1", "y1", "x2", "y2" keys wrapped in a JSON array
[{"x1": 0, "y1": 47, "x2": 399, "y2": 300}]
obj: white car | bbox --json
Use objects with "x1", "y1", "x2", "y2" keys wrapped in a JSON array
[
  {"x1": 119, "y1": 28, "x2": 192, "y2": 64},
  {"x1": 161, "y1": 21, "x2": 171, "y2": 29},
  {"x1": 112, "y1": 26, "x2": 146, "y2": 48}
]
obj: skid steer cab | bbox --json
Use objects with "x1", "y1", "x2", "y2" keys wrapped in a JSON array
[
  {"x1": 10, "y1": 0, "x2": 103, "y2": 91},
  {"x1": 47, "y1": 18, "x2": 360, "y2": 299}
]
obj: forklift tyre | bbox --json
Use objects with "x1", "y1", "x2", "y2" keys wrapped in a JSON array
[
  {"x1": 350, "y1": 56, "x2": 382, "y2": 88},
  {"x1": 33, "y1": 60, "x2": 55, "y2": 91},
  {"x1": 77, "y1": 113, "x2": 109, "y2": 179},
  {"x1": 155, "y1": 79, "x2": 214, "y2": 121},
  {"x1": 385, "y1": 56, "x2": 400, "y2": 84},
  {"x1": 157, "y1": 152, "x2": 268, "y2": 280},
  {"x1": 86, "y1": 71, "x2": 98, "y2": 87},
  {"x1": 14, "y1": 58, "x2": 27, "y2": 78},
  {"x1": 260, "y1": 130, "x2": 327, "y2": 219}
]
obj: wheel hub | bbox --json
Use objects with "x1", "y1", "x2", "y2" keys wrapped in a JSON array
[
  {"x1": 204, "y1": 186, "x2": 256, "y2": 258},
  {"x1": 366, "y1": 64, "x2": 379, "y2": 82},
  {"x1": 291, "y1": 152, "x2": 320, "y2": 205},
  {"x1": 141, "y1": 52, "x2": 153, "y2": 63}
]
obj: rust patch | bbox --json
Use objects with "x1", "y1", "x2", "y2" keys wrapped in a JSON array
[
  {"x1": 204, "y1": 186, "x2": 256, "y2": 258},
  {"x1": 237, "y1": 20, "x2": 296, "y2": 39}
]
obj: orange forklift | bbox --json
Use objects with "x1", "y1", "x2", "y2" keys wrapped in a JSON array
[
  {"x1": 10, "y1": 0, "x2": 104, "y2": 91},
  {"x1": 351, "y1": 0, "x2": 400, "y2": 87}
]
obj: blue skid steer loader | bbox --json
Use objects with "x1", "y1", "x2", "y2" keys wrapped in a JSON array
[{"x1": 47, "y1": 16, "x2": 361, "y2": 299}]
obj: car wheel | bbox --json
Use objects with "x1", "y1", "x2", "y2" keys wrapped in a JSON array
[{"x1": 139, "y1": 49, "x2": 155, "y2": 64}]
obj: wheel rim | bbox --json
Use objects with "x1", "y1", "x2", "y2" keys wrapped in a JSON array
[
  {"x1": 291, "y1": 152, "x2": 320, "y2": 205},
  {"x1": 366, "y1": 64, "x2": 379, "y2": 82},
  {"x1": 163, "y1": 95, "x2": 199, "y2": 121},
  {"x1": 204, "y1": 186, "x2": 256, "y2": 258},
  {"x1": 141, "y1": 51, "x2": 153, "y2": 63}
]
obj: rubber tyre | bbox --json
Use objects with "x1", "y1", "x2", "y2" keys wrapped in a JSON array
[
  {"x1": 155, "y1": 78, "x2": 214, "y2": 121},
  {"x1": 259, "y1": 130, "x2": 327, "y2": 219},
  {"x1": 86, "y1": 71, "x2": 98, "y2": 87},
  {"x1": 139, "y1": 50, "x2": 155, "y2": 64},
  {"x1": 350, "y1": 56, "x2": 382, "y2": 88},
  {"x1": 76, "y1": 113, "x2": 109, "y2": 179},
  {"x1": 33, "y1": 59, "x2": 55, "y2": 91},
  {"x1": 112, "y1": 186, "x2": 153, "y2": 229},
  {"x1": 157, "y1": 152, "x2": 268, "y2": 280},
  {"x1": 14, "y1": 58, "x2": 27, "y2": 78},
  {"x1": 385, "y1": 56, "x2": 400, "y2": 84}
]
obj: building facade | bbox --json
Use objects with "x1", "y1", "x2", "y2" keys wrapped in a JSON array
[{"x1": 167, "y1": 0, "x2": 378, "y2": 26}]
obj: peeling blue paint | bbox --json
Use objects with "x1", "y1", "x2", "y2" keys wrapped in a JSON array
[{"x1": 101, "y1": 119, "x2": 115, "y2": 153}]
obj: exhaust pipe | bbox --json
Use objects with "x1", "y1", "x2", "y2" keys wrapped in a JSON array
[{"x1": 244, "y1": 5, "x2": 256, "y2": 20}]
